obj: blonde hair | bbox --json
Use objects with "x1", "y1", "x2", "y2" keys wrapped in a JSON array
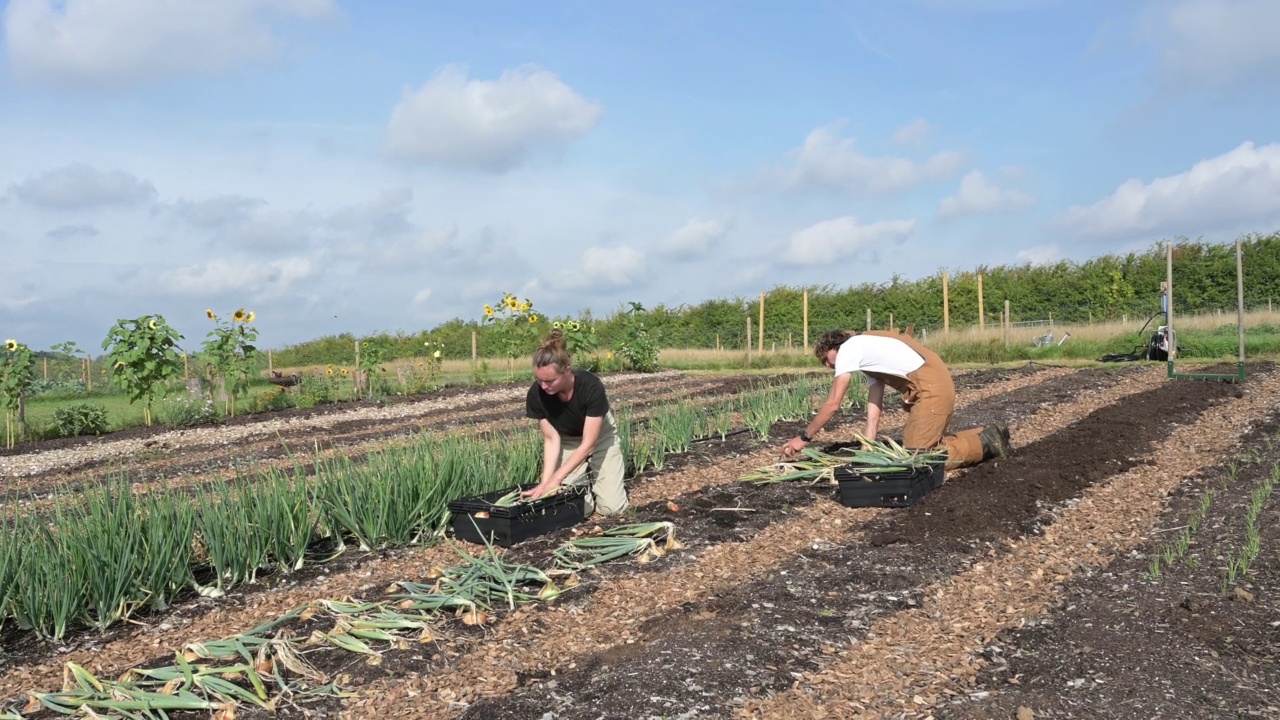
[{"x1": 533, "y1": 329, "x2": 572, "y2": 371}]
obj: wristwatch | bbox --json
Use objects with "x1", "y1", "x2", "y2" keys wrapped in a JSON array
[{"x1": 799, "y1": 430, "x2": 812, "y2": 442}]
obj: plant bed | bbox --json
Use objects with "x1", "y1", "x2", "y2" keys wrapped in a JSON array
[
  {"x1": 448, "y1": 484, "x2": 587, "y2": 547},
  {"x1": 834, "y1": 462, "x2": 945, "y2": 508}
]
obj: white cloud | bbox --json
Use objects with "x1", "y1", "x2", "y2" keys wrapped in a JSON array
[
  {"x1": 936, "y1": 170, "x2": 1034, "y2": 219},
  {"x1": 891, "y1": 119, "x2": 933, "y2": 146},
  {"x1": 561, "y1": 246, "x2": 647, "y2": 289},
  {"x1": 10, "y1": 164, "x2": 156, "y2": 209},
  {"x1": 774, "y1": 122, "x2": 963, "y2": 195},
  {"x1": 384, "y1": 64, "x2": 604, "y2": 172},
  {"x1": 412, "y1": 288, "x2": 432, "y2": 305},
  {"x1": 659, "y1": 217, "x2": 730, "y2": 258},
  {"x1": 46, "y1": 223, "x2": 100, "y2": 240},
  {"x1": 1017, "y1": 244, "x2": 1060, "y2": 264},
  {"x1": 1149, "y1": 0, "x2": 1280, "y2": 91},
  {"x1": 783, "y1": 216, "x2": 917, "y2": 266},
  {"x1": 171, "y1": 196, "x2": 267, "y2": 229},
  {"x1": 3, "y1": 0, "x2": 337, "y2": 87},
  {"x1": 155, "y1": 256, "x2": 315, "y2": 296},
  {"x1": 1056, "y1": 141, "x2": 1280, "y2": 239}
]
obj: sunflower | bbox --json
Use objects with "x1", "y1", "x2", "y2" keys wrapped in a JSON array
[
  {"x1": 4, "y1": 339, "x2": 17, "y2": 352},
  {"x1": 340, "y1": 368, "x2": 349, "y2": 376},
  {"x1": 246, "y1": 311, "x2": 256, "y2": 324},
  {"x1": 233, "y1": 308, "x2": 247, "y2": 322},
  {"x1": 520, "y1": 301, "x2": 530, "y2": 312},
  {"x1": 606, "y1": 351, "x2": 615, "y2": 361},
  {"x1": 326, "y1": 366, "x2": 335, "y2": 376},
  {"x1": 484, "y1": 304, "x2": 494, "y2": 318},
  {"x1": 528, "y1": 314, "x2": 539, "y2": 324},
  {"x1": 433, "y1": 350, "x2": 442, "y2": 359},
  {"x1": 148, "y1": 319, "x2": 158, "y2": 330},
  {"x1": 206, "y1": 309, "x2": 216, "y2": 321},
  {"x1": 506, "y1": 297, "x2": 520, "y2": 311},
  {"x1": 552, "y1": 321, "x2": 562, "y2": 330}
]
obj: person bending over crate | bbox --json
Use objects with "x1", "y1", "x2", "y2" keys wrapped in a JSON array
[
  {"x1": 781, "y1": 328, "x2": 1011, "y2": 470},
  {"x1": 522, "y1": 329, "x2": 630, "y2": 517}
]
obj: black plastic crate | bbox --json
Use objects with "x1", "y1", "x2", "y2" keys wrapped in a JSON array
[
  {"x1": 448, "y1": 484, "x2": 586, "y2": 547},
  {"x1": 834, "y1": 462, "x2": 945, "y2": 508}
]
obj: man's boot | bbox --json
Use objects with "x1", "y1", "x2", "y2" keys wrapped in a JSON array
[{"x1": 979, "y1": 423, "x2": 1012, "y2": 460}]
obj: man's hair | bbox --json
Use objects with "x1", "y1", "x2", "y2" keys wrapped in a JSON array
[{"x1": 814, "y1": 329, "x2": 853, "y2": 361}]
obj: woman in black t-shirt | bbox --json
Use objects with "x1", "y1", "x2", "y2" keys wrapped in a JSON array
[{"x1": 522, "y1": 330, "x2": 630, "y2": 517}]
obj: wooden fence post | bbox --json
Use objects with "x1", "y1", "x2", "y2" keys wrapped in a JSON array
[
  {"x1": 758, "y1": 291, "x2": 765, "y2": 353},
  {"x1": 1004, "y1": 300, "x2": 1011, "y2": 348},
  {"x1": 716, "y1": 333, "x2": 721, "y2": 351},
  {"x1": 471, "y1": 331, "x2": 478, "y2": 366},
  {"x1": 942, "y1": 271, "x2": 950, "y2": 334},
  {"x1": 86, "y1": 355, "x2": 92, "y2": 392},
  {"x1": 746, "y1": 316, "x2": 752, "y2": 365},
  {"x1": 866, "y1": 308, "x2": 871, "y2": 331},
  {"x1": 267, "y1": 349, "x2": 274, "y2": 373},
  {"x1": 183, "y1": 353, "x2": 190, "y2": 381},
  {"x1": 977, "y1": 273, "x2": 985, "y2": 331},
  {"x1": 889, "y1": 313, "x2": 894, "y2": 332},
  {"x1": 354, "y1": 340, "x2": 361, "y2": 395},
  {"x1": 802, "y1": 290, "x2": 809, "y2": 351},
  {"x1": 42, "y1": 357, "x2": 48, "y2": 380}
]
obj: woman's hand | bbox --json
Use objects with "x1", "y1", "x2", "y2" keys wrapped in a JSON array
[{"x1": 522, "y1": 476, "x2": 563, "y2": 500}]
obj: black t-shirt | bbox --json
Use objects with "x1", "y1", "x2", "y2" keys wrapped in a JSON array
[{"x1": 526, "y1": 370, "x2": 610, "y2": 438}]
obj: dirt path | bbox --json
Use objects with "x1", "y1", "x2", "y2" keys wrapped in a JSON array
[{"x1": 445, "y1": 367, "x2": 1253, "y2": 719}]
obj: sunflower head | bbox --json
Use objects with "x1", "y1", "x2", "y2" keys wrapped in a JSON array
[
  {"x1": 246, "y1": 311, "x2": 256, "y2": 324},
  {"x1": 340, "y1": 368, "x2": 349, "y2": 376},
  {"x1": 528, "y1": 314, "x2": 539, "y2": 324},
  {"x1": 484, "y1": 304, "x2": 494, "y2": 318},
  {"x1": 206, "y1": 309, "x2": 216, "y2": 321},
  {"x1": 552, "y1": 321, "x2": 562, "y2": 330},
  {"x1": 148, "y1": 319, "x2": 158, "y2": 330},
  {"x1": 233, "y1": 308, "x2": 247, "y2": 323},
  {"x1": 4, "y1": 339, "x2": 18, "y2": 352},
  {"x1": 520, "y1": 301, "x2": 530, "y2": 312},
  {"x1": 433, "y1": 350, "x2": 442, "y2": 359}
]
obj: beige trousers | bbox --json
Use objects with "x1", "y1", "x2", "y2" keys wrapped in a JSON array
[{"x1": 559, "y1": 411, "x2": 630, "y2": 517}]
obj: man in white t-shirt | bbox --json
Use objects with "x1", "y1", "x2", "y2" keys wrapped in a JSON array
[{"x1": 781, "y1": 329, "x2": 1011, "y2": 470}]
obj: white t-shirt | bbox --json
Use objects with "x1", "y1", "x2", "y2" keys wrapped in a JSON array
[{"x1": 833, "y1": 335, "x2": 925, "y2": 389}]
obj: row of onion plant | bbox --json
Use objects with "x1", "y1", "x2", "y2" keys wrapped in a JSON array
[{"x1": 0, "y1": 376, "x2": 825, "y2": 641}]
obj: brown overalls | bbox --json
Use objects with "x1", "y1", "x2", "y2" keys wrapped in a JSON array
[{"x1": 858, "y1": 330, "x2": 985, "y2": 470}]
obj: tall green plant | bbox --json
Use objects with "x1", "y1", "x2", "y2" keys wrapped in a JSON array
[
  {"x1": 615, "y1": 302, "x2": 661, "y2": 372},
  {"x1": 0, "y1": 338, "x2": 35, "y2": 447},
  {"x1": 101, "y1": 315, "x2": 185, "y2": 426},
  {"x1": 482, "y1": 293, "x2": 542, "y2": 378},
  {"x1": 201, "y1": 308, "x2": 260, "y2": 416}
]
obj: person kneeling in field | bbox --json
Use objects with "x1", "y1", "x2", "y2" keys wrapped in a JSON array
[
  {"x1": 522, "y1": 329, "x2": 630, "y2": 517},
  {"x1": 781, "y1": 328, "x2": 1011, "y2": 470}
]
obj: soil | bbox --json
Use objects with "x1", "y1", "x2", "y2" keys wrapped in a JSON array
[{"x1": 2, "y1": 363, "x2": 1277, "y2": 720}]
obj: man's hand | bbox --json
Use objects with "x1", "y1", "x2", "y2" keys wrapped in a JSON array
[{"x1": 781, "y1": 436, "x2": 808, "y2": 457}]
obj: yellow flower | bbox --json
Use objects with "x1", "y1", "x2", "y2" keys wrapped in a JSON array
[
  {"x1": 205, "y1": 309, "x2": 215, "y2": 321},
  {"x1": 4, "y1": 339, "x2": 17, "y2": 352},
  {"x1": 552, "y1": 321, "x2": 562, "y2": 330},
  {"x1": 115, "y1": 360, "x2": 125, "y2": 368},
  {"x1": 148, "y1": 319, "x2": 158, "y2": 330},
  {"x1": 326, "y1": 366, "x2": 335, "y2": 376},
  {"x1": 528, "y1": 314, "x2": 538, "y2": 324},
  {"x1": 606, "y1": 351, "x2": 615, "y2": 360},
  {"x1": 340, "y1": 368, "x2": 349, "y2": 376},
  {"x1": 246, "y1": 311, "x2": 256, "y2": 324},
  {"x1": 433, "y1": 350, "x2": 442, "y2": 359},
  {"x1": 233, "y1": 308, "x2": 247, "y2": 322},
  {"x1": 506, "y1": 297, "x2": 519, "y2": 311},
  {"x1": 520, "y1": 301, "x2": 530, "y2": 312},
  {"x1": 484, "y1": 304, "x2": 494, "y2": 317}
]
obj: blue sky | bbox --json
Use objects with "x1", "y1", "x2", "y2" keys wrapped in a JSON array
[{"x1": 3, "y1": 0, "x2": 1280, "y2": 352}]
